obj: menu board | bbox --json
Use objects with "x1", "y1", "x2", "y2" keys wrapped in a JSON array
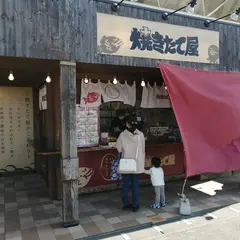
[
  {"x1": 0, "y1": 87, "x2": 34, "y2": 171},
  {"x1": 150, "y1": 126, "x2": 169, "y2": 137},
  {"x1": 76, "y1": 105, "x2": 99, "y2": 147}
]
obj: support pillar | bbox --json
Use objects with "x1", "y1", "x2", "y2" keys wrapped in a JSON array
[{"x1": 60, "y1": 61, "x2": 79, "y2": 227}]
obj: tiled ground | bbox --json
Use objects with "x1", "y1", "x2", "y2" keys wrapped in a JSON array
[{"x1": 0, "y1": 173, "x2": 240, "y2": 240}]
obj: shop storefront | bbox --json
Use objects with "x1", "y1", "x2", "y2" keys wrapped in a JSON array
[
  {"x1": 1, "y1": 0, "x2": 240, "y2": 226},
  {"x1": 76, "y1": 64, "x2": 185, "y2": 193},
  {"x1": 75, "y1": 7, "x2": 220, "y2": 193}
]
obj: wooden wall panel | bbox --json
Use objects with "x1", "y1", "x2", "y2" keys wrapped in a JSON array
[
  {"x1": 77, "y1": 0, "x2": 240, "y2": 71},
  {"x1": 52, "y1": 73, "x2": 61, "y2": 151},
  {"x1": 0, "y1": 0, "x2": 240, "y2": 71},
  {"x1": 0, "y1": 0, "x2": 77, "y2": 61}
]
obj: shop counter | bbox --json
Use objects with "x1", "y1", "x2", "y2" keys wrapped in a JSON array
[
  {"x1": 33, "y1": 142, "x2": 184, "y2": 198},
  {"x1": 78, "y1": 142, "x2": 185, "y2": 192}
]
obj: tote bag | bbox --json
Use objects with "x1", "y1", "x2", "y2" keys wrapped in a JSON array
[
  {"x1": 118, "y1": 135, "x2": 139, "y2": 173},
  {"x1": 111, "y1": 158, "x2": 122, "y2": 181}
]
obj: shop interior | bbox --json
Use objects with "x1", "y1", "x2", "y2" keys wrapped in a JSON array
[
  {"x1": 0, "y1": 57, "x2": 183, "y2": 197},
  {"x1": 76, "y1": 63, "x2": 181, "y2": 149},
  {"x1": 0, "y1": 57, "x2": 181, "y2": 162}
]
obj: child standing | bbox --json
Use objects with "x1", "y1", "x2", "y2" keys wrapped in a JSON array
[{"x1": 145, "y1": 157, "x2": 165, "y2": 209}]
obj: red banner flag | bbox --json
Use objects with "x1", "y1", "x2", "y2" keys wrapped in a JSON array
[{"x1": 159, "y1": 63, "x2": 240, "y2": 177}]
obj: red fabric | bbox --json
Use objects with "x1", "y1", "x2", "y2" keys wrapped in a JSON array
[{"x1": 159, "y1": 63, "x2": 240, "y2": 177}]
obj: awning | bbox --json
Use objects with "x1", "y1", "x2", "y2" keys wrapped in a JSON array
[{"x1": 159, "y1": 63, "x2": 240, "y2": 177}]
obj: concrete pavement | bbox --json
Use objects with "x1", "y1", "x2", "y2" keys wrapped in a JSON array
[
  {"x1": 2, "y1": 173, "x2": 240, "y2": 240},
  {"x1": 102, "y1": 203, "x2": 240, "y2": 240}
]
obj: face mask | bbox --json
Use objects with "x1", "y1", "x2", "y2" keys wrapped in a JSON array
[{"x1": 127, "y1": 125, "x2": 137, "y2": 134}]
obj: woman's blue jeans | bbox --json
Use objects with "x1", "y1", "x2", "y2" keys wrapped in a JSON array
[{"x1": 122, "y1": 174, "x2": 139, "y2": 207}]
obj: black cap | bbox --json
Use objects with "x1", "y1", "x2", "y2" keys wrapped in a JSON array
[{"x1": 125, "y1": 115, "x2": 138, "y2": 126}]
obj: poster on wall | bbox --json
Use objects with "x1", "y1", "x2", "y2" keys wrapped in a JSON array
[
  {"x1": 39, "y1": 84, "x2": 47, "y2": 110},
  {"x1": 97, "y1": 13, "x2": 219, "y2": 64},
  {"x1": 76, "y1": 105, "x2": 99, "y2": 147},
  {"x1": 0, "y1": 87, "x2": 34, "y2": 173}
]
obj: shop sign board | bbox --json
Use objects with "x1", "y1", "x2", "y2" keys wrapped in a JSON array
[
  {"x1": 0, "y1": 87, "x2": 34, "y2": 172},
  {"x1": 97, "y1": 13, "x2": 219, "y2": 64}
]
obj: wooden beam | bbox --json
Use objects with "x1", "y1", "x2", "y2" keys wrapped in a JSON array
[
  {"x1": 60, "y1": 61, "x2": 79, "y2": 227},
  {"x1": 207, "y1": 0, "x2": 229, "y2": 17},
  {"x1": 202, "y1": 0, "x2": 206, "y2": 16}
]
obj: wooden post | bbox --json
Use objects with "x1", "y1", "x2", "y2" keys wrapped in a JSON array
[{"x1": 60, "y1": 61, "x2": 79, "y2": 227}]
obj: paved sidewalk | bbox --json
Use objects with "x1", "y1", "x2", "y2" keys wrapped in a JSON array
[
  {"x1": 0, "y1": 173, "x2": 240, "y2": 240},
  {"x1": 102, "y1": 203, "x2": 240, "y2": 240}
]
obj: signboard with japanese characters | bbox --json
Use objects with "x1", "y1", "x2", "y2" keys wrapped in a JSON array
[
  {"x1": 97, "y1": 13, "x2": 219, "y2": 64},
  {"x1": 0, "y1": 87, "x2": 34, "y2": 172}
]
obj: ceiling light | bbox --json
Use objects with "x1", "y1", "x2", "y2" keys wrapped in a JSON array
[
  {"x1": 230, "y1": 8, "x2": 240, "y2": 21},
  {"x1": 46, "y1": 74, "x2": 51, "y2": 83},
  {"x1": 162, "y1": 0, "x2": 197, "y2": 20},
  {"x1": 113, "y1": 76, "x2": 118, "y2": 85},
  {"x1": 230, "y1": 12, "x2": 238, "y2": 21},
  {"x1": 8, "y1": 71, "x2": 14, "y2": 81},
  {"x1": 205, "y1": 7, "x2": 240, "y2": 27},
  {"x1": 186, "y1": 0, "x2": 197, "y2": 14},
  {"x1": 84, "y1": 76, "x2": 89, "y2": 84},
  {"x1": 111, "y1": 0, "x2": 124, "y2": 12}
]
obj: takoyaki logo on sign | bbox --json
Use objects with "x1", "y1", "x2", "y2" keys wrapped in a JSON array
[
  {"x1": 104, "y1": 84, "x2": 120, "y2": 99},
  {"x1": 100, "y1": 153, "x2": 117, "y2": 181}
]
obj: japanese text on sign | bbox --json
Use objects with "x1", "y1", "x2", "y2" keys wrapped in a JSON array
[
  {"x1": 0, "y1": 87, "x2": 34, "y2": 170},
  {"x1": 0, "y1": 106, "x2": 4, "y2": 154},
  {"x1": 25, "y1": 91, "x2": 32, "y2": 160},
  {"x1": 130, "y1": 26, "x2": 199, "y2": 57},
  {"x1": 97, "y1": 13, "x2": 219, "y2": 64},
  {"x1": 9, "y1": 107, "x2": 14, "y2": 158}
]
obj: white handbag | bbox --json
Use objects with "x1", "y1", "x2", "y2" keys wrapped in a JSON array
[{"x1": 118, "y1": 135, "x2": 139, "y2": 174}]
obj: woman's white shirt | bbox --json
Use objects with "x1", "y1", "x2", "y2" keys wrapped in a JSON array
[{"x1": 116, "y1": 129, "x2": 145, "y2": 174}]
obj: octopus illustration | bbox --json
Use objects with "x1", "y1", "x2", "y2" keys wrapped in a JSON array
[
  {"x1": 98, "y1": 36, "x2": 123, "y2": 54},
  {"x1": 207, "y1": 45, "x2": 219, "y2": 64}
]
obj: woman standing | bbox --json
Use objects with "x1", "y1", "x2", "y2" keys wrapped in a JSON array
[{"x1": 116, "y1": 115, "x2": 145, "y2": 212}]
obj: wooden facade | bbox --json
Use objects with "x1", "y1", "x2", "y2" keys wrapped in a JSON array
[
  {"x1": 1, "y1": 0, "x2": 240, "y2": 226},
  {"x1": 0, "y1": 0, "x2": 239, "y2": 71}
]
